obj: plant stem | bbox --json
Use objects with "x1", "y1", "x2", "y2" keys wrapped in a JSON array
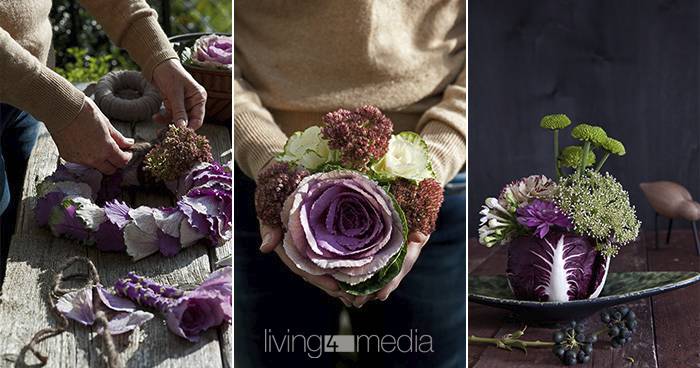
[
  {"x1": 554, "y1": 130, "x2": 561, "y2": 179},
  {"x1": 576, "y1": 141, "x2": 591, "y2": 179},
  {"x1": 468, "y1": 335, "x2": 555, "y2": 348},
  {"x1": 595, "y1": 152, "x2": 610, "y2": 172}
]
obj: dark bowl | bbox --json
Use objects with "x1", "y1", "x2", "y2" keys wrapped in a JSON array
[{"x1": 469, "y1": 271, "x2": 700, "y2": 324}]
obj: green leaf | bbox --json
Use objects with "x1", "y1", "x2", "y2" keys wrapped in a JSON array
[{"x1": 509, "y1": 340, "x2": 528, "y2": 354}]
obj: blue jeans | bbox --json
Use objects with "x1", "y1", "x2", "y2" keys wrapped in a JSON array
[
  {"x1": 0, "y1": 104, "x2": 41, "y2": 287},
  {"x1": 234, "y1": 165, "x2": 466, "y2": 368}
]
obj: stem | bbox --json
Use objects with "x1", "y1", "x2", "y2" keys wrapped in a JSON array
[
  {"x1": 576, "y1": 141, "x2": 591, "y2": 179},
  {"x1": 554, "y1": 130, "x2": 561, "y2": 178},
  {"x1": 592, "y1": 326, "x2": 609, "y2": 339},
  {"x1": 468, "y1": 335, "x2": 555, "y2": 348},
  {"x1": 595, "y1": 152, "x2": 610, "y2": 172}
]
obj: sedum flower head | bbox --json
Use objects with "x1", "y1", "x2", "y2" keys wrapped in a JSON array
[
  {"x1": 255, "y1": 162, "x2": 309, "y2": 226},
  {"x1": 559, "y1": 146, "x2": 596, "y2": 169},
  {"x1": 602, "y1": 137, "x2": 626, "y2": 156},
  {"x1": 571, "y1": 124, "x2": 608, "y2": 146},
  {"x1": 391, "y1": 178, "x2": 444, "y2": 235},
  {"x1": 540, "y1": 114, "x2": 571, "y2": 130},
  {"x1": 144, "y1": 125, "x2": 213, "y2": 182},
  {"x1": 321, "y1": 105, "x2": 393, "y2": 170},
  {"x1": 555, "y1": 170, "x2": 641, "y2": 256}
]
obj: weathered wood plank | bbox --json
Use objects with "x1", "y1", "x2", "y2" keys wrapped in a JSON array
[
  {"x1": 646, "y1": 229, "x2": 700, "y2": 367},
  {"x1": 0, "y1": 120, "x2": 231, "y2": 367}
]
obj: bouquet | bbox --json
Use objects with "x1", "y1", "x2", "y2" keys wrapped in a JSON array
[
  {"x1": 478, "y1": 115, "x2": 641, "y2": 302},
  {"x1": 255, "y1": 106, "x2": 444, "y2": 295}
]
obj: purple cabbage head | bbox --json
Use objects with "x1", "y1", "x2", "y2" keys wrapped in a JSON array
[
  {"x1": 282, "y1": 170, "x2": 405, "y2": 290},
  {"x1": 506, "y1": 231, "x2": 609, "y2": 302}
]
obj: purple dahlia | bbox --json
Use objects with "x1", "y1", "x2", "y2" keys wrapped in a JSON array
[{"x1": 516, "y1": 199, "x2": 572, "y2": 238}]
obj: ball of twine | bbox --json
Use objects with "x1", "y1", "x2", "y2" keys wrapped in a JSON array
[{"x1": 94, "y1": 70, "x2": 162, "y2": 122}]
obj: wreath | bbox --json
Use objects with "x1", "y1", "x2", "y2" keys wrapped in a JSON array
[{"x1": 35, "y1": 125, "x2": 232, "y2": 260}]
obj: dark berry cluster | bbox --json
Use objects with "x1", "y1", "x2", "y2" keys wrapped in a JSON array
[
  {"x1": 552, "y1": 321, "x2": 594, "y2": 365},
  {"x1": 601, "y1": 306, "x2": 637, "y2": 347}
]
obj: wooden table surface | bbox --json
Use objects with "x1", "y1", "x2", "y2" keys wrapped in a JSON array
[
  {"x1": 0, "y1": 120, "x2": 231, "y2": 368},
  {"x1": 468, "y1": 230, "x2": 700, "y2": 368}
]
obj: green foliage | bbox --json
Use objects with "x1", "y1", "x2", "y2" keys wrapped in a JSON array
[
  {"x1": 602, "y1": 137, "x2": 626, "y2": 156},
  {"x1": 540, "y1": 114, "x2": 571, "y2": 130},
  {"x1": 54, "y1": 48, "x2": 133, "y2": 83},
  {"x1": 556, "y1": 170, "x2": 641, "y2": 256},
  {"x1": 169, "y1": 0, "x2": 232, "y2": 34},
  {"x1": 559, "y1": 146, "x2": 596, "y2": 169},
  {"x1": 571, "y1": 124, "x2": 608, "y2": 146}
]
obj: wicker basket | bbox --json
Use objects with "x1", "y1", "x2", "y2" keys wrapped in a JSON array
[{"x1": 170, "y1": 33, "x2": 231, "y2": 126}]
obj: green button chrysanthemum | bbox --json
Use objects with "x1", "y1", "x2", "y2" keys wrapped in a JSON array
[
  {"x1": 602, "y1": 137, "x2": 626, "y2": 156},
  {"x1": 571, "y1": 124, "x2": 608, "y2": 146},
  {"x1": 559, "y1": 145, "x2": 596, "y2": 169},
  {"x1": 540, "y1": 114, "x2": 572, "y2": 130}
]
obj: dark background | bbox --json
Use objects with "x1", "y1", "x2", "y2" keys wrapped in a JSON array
[{"x1": 468, "y1": 0, "x2": 700, "y2": 236}]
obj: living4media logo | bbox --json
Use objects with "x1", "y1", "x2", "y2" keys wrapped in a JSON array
[{"x1": 264, "y1": 329, "x2": 434, "y2": 359}]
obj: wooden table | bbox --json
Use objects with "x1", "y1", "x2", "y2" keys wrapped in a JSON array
[
  {"x1": 468, "y1": 231, "x2": 700, "y2": 368},
  {"x1": 0, "y1": 120, "x2": 231, "y2": 367}
]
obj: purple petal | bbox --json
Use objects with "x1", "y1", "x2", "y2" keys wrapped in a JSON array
[
  {"x1": 104, "y1": 199, "x2": 131, "y2": 229},
  {"x1": 49, "y1": 202, "x2": 91, "y2": 241},
  {"x1": 95, "y1": 221, "x2": 126, "y2": 252},
  {"x1": 56, "y1": 287, "x2": 95, "y2": 326},
  {"x1": 158, "y1": 229, "x2": 181, "y2": 257},
  {"x1": 102, "y1": 310, "x2": 154, "y2": 335},
  {"x1": 36, "y1": 191, "x2": 66, "y2": 226},
  {"x1": 96, "y1": 286, "x2": 137, "y2": 312}
]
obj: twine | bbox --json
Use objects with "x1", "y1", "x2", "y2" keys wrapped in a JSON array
[{"x1": 22, "y1": 256, "x2": 121, "y2": 368}]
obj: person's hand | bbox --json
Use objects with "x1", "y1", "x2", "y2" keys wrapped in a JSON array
[
  {"x1": 351, "y1": 231, "x2": 430, "y2": 308},
  {"x1": 52, "y1": 97, "x2": 133, "y2": 174},
  {"x1": 258, "y1": 222, "x2": 357, "y2": 307},
  {"x1": 151, "y1": 59, "x2": 207, "y2": 130}
]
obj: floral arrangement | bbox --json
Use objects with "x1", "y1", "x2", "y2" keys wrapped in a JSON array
[
  {"x1": 58, "y1": 266, "x2": 231, "y2": 342},
  {"x1": 255, "y1": 106, "x2": 444, "y2": 295},
  {"x1": 478, "y1": 115, "x2": 641, "y2": 302},
  {"x1": 181, "y1": 34, "x2": 232, "y2": 69},
  {"x1": 35, "y1": 125, "x2": 232, "y2": 260}
]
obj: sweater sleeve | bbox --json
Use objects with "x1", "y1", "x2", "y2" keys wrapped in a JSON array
[
  {"x1": 416, "y1": 66, "x2": 466, "y2": 186},
  {"x1": 0, "y1": 26, "x2": 85, "y2": 133},
  {"x1": 233, "y1": 62, "x2": 288, "y2": 180},
  {"x1": 78, "y1": 0, "x2": 178, "y2": 81}
]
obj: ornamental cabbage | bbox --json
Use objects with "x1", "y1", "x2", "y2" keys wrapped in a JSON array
[{"x1": 506, "y1": 231, "x2": 609, "y2": 302}]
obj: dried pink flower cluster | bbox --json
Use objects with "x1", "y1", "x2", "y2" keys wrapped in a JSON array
[
  {"x1": 320, "y1": 105, "x2": 393, "y2": 169},
  {"x1": 144, "y1": 125, "x2": 213, "y2": 182},
  {"x1": 255, "y1": 162, "x2": 310, "y2": 226},
  {"x1": 391, "y1": 178, "x2": 444, "y2": 235}
]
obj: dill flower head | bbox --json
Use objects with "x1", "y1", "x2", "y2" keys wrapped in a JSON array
[
  {"x1": 144, "y1": 125, "x2": 213, "y2": 182},
  {"x1": 571, "y1": 124, "x2": 608, "y2": 146},
  {"x1": 255, "y1": 162, "x2": 310, "y2": 226},
  {"x1": 555, "y1": 170, "x2": 641, "y2": 256},
  {"x1": 559, "y1": 146, "x2": 596, "y2": 169},
  {"x1": 320, "y1": 105, "x2": 393, "y2": 170},
  {"x1": 391, "y1": 178, "x2": 444, "y2": 235},
  {"x1": 602, "y1": 137, "x2": 626, "y2": 156},
  {"x1": 540, "y1": 114, "x2": 571, "y2": 130}
]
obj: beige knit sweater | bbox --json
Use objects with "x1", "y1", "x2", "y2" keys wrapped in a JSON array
[
  {"x1": 234, "y1": 0, "x2": 466, "y2": 185},
  {"x1": 0, "y1": 0, "x2": 177, "y2": 133}
]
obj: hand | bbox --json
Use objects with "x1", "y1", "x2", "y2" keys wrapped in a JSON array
[
  {"x1": 52, "y1": 98, "x2": 133, "y2": 174},
  {"x1": 351, "y1": 231, "x2": 430, "y2": 308},
  {"x1": 258, "y1": 222, "x2": 357, "y2": 307},
  {"x1": 151, "y1": 59, "x2": 207, "y2": 130}
]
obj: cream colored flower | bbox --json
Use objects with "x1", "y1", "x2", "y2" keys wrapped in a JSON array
[
  {"x1": 278, "y1": 126, "x2": 334, "y2": 170},
  {"x1": 371, "y1": 132, "x2": 434, "y2": 181}
]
